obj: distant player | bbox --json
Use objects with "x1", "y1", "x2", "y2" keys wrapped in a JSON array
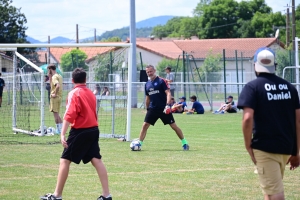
[
  {"x1": 47, "y1": 64, "x2": 63, "y2": 134},
  {"x1": 138, "y1": 65, "x2": 189, "y2": 150},
  {"x1": 41, "y1": 68, "x2": 112, "y2": 200},
  {"x1": 0, "y1": 73, "x2": 5, "y2": 107}
]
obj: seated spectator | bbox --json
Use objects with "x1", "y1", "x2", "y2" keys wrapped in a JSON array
[
  {"x1": 101, "y1": 86, "x2": 110, "y2": 96},
  {"x1": 186, "y1": 95, "x2": 204, "y2": 114},
  {"x1": 213, "y1": 95, "x2": 237, "y2": 114},
  {"x1": 171, "y1": 96, "x2": 187, "y2": 113},
  {"x1": 93, "y1": 84, "x2": 101, "y2": 95}
]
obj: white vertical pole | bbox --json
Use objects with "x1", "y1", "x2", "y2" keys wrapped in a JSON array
[
  {"x1": 126, "y1": 45, "x2": 132, "y2": 141},
  {"x1": 40, "y1": 72, "x2": 45, "y2": 135},
  {"x1": 12, "y1": 52, "x2": 17, "y2": 131},
  {"x1": 295, "y1": 37, "x2": 299, "y2": 92}
]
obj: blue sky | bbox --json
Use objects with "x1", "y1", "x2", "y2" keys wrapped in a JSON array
[{"x1": 11, "y1": 0, "x2": 297, "y2": 41}]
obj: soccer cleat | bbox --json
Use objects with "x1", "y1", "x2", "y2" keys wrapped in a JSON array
[
  {"x1": 182, "y1": 144, "x2": 190, "y2": 151},
  {"x1": 97, "y1": 195, "x2": 112, "y2": 200},
  {"x1": 220, "y1": 111, "x2": 225, "y2": 114},
  {"x1": 213, "y1": 110, "x2": 219, "y2": 114},
  {"x1": 40, "y1": 193, "x2": 62, "y2": 200}
]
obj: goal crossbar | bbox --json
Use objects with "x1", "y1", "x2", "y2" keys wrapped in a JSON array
[{"x1": 0, "y1": 43, "x2": 132, "y2": 141}]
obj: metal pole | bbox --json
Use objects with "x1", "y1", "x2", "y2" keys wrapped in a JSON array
[
  {"x1": 130, "y1": 0, "x2": 137, "y2": 108},
  {"x1": 48, "y1": 36, "x2": 50, "y2": 64},
  {"x1": 12, "y1": 52, "x2": 17, "y2": 130},
  {"x1": 295, "y1": 37, "x2": 299, "y2": 92},
  {"x1": 287, "y1": 5, "x2": 290, "y2": 47},
  {"x1": 182, "y1": 51, "x2": 186, "y2": 97},
  {"x1": 292, "y1": 0, "x2": 296, "y2": 52},
  {"x1": 241, "y1": 52, "x2": 244, "y2": 83},
  {"x1": 223, "y1": 49, "x2": 227, "y2": 101},
  {"x1": 235, "y1": 50, "x2": 239, "y2": 96}
]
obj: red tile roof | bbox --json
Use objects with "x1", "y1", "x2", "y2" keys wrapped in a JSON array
[
  {"x1": 137, "y1": 41, "x2": 183, "y2": 59},
  {"x1": 49, "y1": 46, "x2": 117, "y2": 64},
  {"x1": 174, "y1": 38, "x2": 283, "y2": 59}
]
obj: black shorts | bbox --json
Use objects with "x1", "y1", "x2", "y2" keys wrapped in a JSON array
[
  {"x1": 144, "y1": 108, "x2": 175, "y2": 125},
  {"x1": 61, "y1": 126, "x2": 101, "y2": 164},
  {"x1": 227, "y1": 108, "x2": 237, "y2": 113},
  {"x1": 0, "y1": 89, "x2": 3, "y2": 97}
]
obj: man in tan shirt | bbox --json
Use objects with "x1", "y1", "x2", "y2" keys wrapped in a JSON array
[{"x1": 47, "y1": 64, "x2": 63, "y2": 134}]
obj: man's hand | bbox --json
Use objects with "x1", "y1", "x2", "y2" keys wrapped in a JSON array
[
  {"x1": 51, "y1": 93, "x2": 57, "y2": 98},
  {"x1": 246, "y1": 146, "x2": 256, "y2": 164},
  {"x1": 163, "y1": 105, "x2": 171, "y2": 114},
  {"x1": 61, "y1": 134, "x2": 68, "y2": 148},
  {"x1": 287, "y1": 155, "x2": 300, "y2": 170}
]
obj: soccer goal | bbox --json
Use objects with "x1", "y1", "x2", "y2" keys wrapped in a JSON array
[{"x1": 0, "y1": 43, "x2": 132, "y2": 144}]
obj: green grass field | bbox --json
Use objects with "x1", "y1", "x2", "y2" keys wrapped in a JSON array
[{"x1": 1, "y1": 110, "x2": 300, "y2": 200}]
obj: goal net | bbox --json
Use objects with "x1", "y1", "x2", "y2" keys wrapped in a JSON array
[{"x1": 0, "y1": 43, "x2": 132, "y2": 144}]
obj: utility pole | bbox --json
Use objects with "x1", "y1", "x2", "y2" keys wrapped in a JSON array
[
  {"x1": 47, "y1": 36, "x2": 50, "y2": 64},
  {"x1": 286, "y1": 5, "x2": 290, "y2": 47},
  {"x1": 292, "y1": 0, "x2": 296, "y2": 52},
  {"x1": 76, "y1": 24, "x2": 79, "y2": 44},
  {"x1": 94, "y1": 29, "x2": 96, "y2": 42}
]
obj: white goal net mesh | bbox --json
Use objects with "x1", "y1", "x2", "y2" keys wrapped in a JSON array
[{"x1": 0, "y1": 43, "x2": 131, "y2": 144}]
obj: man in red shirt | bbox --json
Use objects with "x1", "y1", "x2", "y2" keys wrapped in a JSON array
[{"x1": 41, "y1": 68, "x2": 112, "y2": 200}]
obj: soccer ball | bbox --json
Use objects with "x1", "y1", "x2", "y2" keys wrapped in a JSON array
[
  {"x1": 46, "y1": 127, "x2": 55, "y2": 135},
  {"x1": 130, "y1": 139, "x2": 141, "y2": 151}
]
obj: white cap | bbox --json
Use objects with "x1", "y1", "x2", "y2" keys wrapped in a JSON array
[{"x1": 254, "y1": 47, "x2": 275, "y2": 73}]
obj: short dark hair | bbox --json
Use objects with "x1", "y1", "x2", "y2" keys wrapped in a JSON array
[
  {"x1": 47, "y1": 64, "x2": 56, "y2": 71},
  {"x1": 72, "y1": 68, "x2": 86, "y2": 83},
  {"x1": 190, "y1": 95, "x2": 197, "y2": 101},
  {"x1": 165, "y1": 66, "x2": 171, "y2": 71}
]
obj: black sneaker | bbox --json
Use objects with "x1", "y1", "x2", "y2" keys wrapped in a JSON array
[
  {"x1": 97, "y1": 195, "x2": 112, "y2": 200},
  {"x1": 40, "y1": 193, "x2": 62, "y2": 200}
]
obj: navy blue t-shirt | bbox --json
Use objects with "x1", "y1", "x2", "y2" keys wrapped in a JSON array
[
  {"x1": 0, "y1": 78, "x2": 5, "y2": 89},
  {"x1": 145, "y1": 76, "x2": 169, "y2": 110},
  {"x1": 237, "y1": 73, "x2": 300, "y2": 155},
  {"x1": 179, "y1": 101, "x2": 187, "y2": 109},
  {"x1": 192, "y1": 101, "x2": 204, "y2": 114}
]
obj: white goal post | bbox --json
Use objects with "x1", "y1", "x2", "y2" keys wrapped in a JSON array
[{"x1": 0, "y1": 43, "x2": 132, "y2": 141}]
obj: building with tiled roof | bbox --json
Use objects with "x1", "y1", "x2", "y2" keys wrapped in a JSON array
[{"x1": 0, "y1": 52, "x2": 13, "y2": 73}]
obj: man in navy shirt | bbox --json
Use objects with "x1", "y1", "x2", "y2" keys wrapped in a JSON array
[
  {"x1": 238, "y1": 47, "x2": 300, "y2": 199},
  {"x1": 186, "y1": 95, "x2": 204, "y2": 114},
  {"x1": 170, "y1": 96, "x2": 187, "y2": 113},
  {"x1": 0, "y1": 73, "x2": 5, "y2": 107},
  {"x1": 138, "y1": 65, "x2": 189, "y2": 150}
]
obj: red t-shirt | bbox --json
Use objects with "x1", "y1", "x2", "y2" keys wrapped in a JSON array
[{"x1": 64, "y1": 84, "x2": 98, "y2": 128}]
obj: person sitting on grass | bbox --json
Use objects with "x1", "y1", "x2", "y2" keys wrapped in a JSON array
[
  {"x1": 185, "y1": 95, "x2": 204, "y2": 114},
  {"x1": 171, "y1": 96, "x2": 187, "y2": 113},
  {"x1": 214, "y1": 95, "x2": 237, "y2": 114}
]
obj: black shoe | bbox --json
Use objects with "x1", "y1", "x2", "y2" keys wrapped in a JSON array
[
  {"x1": 97, "y1": 195, "x2": 112, "y2": 200},
  {"x1": 40, "y1": 193, "x2": 62, "y2": 200}
]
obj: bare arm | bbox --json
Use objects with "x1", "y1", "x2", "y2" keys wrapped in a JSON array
[
  {"x1": 287, "y1": 109, "x2": 300, "y2": 170},
  {"x1": 60, "y1": 120, "x2": 71, "y2": 148},
  {"x1": 242, "y1": 107, "x2": 256, "y2": 164},
  {"x1": 145, "y1": 95, "x2": 150, "y2": 108},
  {"x1": 165, "y1": 89, "x2": 171, "y2": 105},
  {"x1": 51, "y1": 83, "x2": 60, "y2": 97}
]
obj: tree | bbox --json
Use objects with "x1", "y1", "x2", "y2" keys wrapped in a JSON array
[
  {"x1": 60, "y1": 49, "x2": 88, "y2": 72},
  {"x1": 198, "y1": 0, "x2": 240, "y2": 38},
  {"x1": 250, "y1": 11, "x2": 285, "y2": 38},
  {"x1": 0, "y1": 0, "x2": 27, "y2": 43},
  {"x1": 156, "y1": 58, "x2": 183, "y2": 72},
  {"x1": 198, "y1": 49, "x2": 222, "y2": 82},
  {"x1": 101, "y1": 37, "x2": 122, "y2": 42}
]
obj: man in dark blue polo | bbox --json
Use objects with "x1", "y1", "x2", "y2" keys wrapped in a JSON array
[{"x1": 138, "y1": 65, "x2": 189, "y2": 150}]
